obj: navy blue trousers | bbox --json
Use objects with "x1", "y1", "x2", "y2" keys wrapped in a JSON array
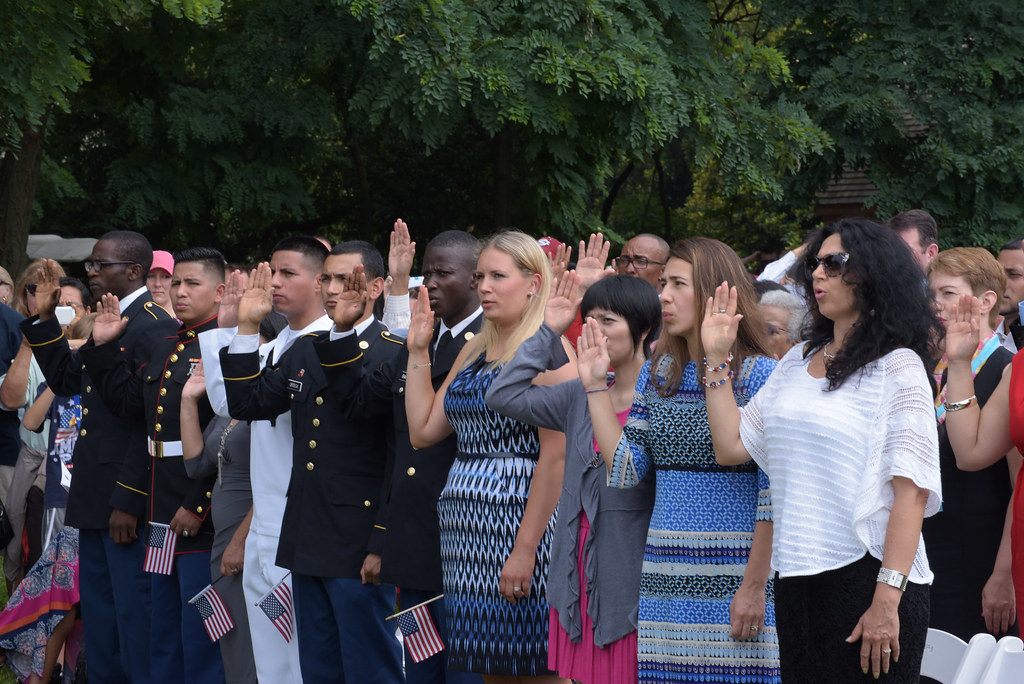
[
  {"x1": 78, "y1": 527, "x2": 152, "y2": 684},
  {"x1": 293, "y1": 574, "x2": 404, "y2": 684}
]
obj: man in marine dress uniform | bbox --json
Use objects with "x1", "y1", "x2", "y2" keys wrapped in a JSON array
[
  {"x1": 82, "y1": 247, "x2": 228, "y2": 683},
  {"x1": 23, "y1": 232, "x2": 178, "y2": 683},
  {"x1": 221, "y1": 241, "x2": 404, "y2": 683}
]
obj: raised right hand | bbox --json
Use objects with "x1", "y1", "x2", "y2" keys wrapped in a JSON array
[
  {"x1": 331, "y1": 265, "x2": 367, "y2": 332},
  {"x1": 182, "y1": 360, "x2": 207, "y2": 401},
  {"x1": 34, "y1": 259, "x2": 63, "y2": 321},
  {"x1": 218, "y1": 269, "x2": 249, "y2": 329},
  {"x1": 577, "y1": 318, "x2": 610, "y2": 390},
  {"x1": 544, "y1": 271, "x2": 581, "y2": 335},
  {"x1": 701, "y1": 281, "x2": 742, "y2": 362},
  {"x1": 406, "y1": 288, "x2": 436, "y2": 355},
  {"x1": 945, "y1": 293, "x2": 981, "y2": 362},
  {"x1": 237, "y1": 262, "x2": 273, "y2": 332},
  {"x1": 92, "y1": 293, "x2": 127, "y2": 345}
]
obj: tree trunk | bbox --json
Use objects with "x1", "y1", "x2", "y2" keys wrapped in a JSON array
[
  {"x1": 493, "y1": 125, "x2": 513, "y2": 229},
  {"x1": 0, "y1": 114, "x2": 49, "y2": 279},
  {"x1": 601, "y1": 162, "x2": 635, "y2": 224},
  {"x1": 654, "y1": 149, "x2": 672, "y2": 243}
]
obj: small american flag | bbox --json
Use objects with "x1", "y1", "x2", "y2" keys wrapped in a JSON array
[
  {"x1": 190, "y1": 584, "x2": 235, "y2": 642},
  {"x1": 256, "y1": 578, "x2": 294, "y2": 643},
  {"x1": 143, "y1": 522, "x2": 176, "y2": 575},
  {"x1": 396, "y1": 604, "x2": 444, "y2": 663}
]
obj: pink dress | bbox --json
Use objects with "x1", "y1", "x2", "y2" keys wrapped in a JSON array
[{"x1": 548, "y1": 407, "x2": 637, "y2": 684}]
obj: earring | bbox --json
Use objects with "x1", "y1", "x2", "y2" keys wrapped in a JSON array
[{"x1": 527, "y1": 291, "x2": 534, "y2": 298}]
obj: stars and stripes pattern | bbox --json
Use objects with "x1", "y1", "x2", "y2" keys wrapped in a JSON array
[
  {"x1": 256, "y1": 578, "x2": 294, "y2": 642},
  {"x1": 396, "y1": 604, "x2": 444, "y2": 663},
  {"x1": 143, "y1": 522, "x2": 176, "y2": 575},
  {"x1": 190, "y1": 584, "x2": 235, "y2": 642}
]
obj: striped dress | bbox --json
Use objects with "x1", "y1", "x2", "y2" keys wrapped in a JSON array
[
  {"x1": 609, "y1": 355, "x2": 781, "y2": 684},
  {"x1": 439, "y1": 354, "x2": 556, "y2": 675}
]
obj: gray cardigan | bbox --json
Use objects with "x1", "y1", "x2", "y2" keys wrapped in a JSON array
[{"x1": 485, "y1": 323, "x2": 654, "y2": 647}]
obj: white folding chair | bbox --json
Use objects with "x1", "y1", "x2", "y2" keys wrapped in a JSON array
[
  {"x1": 922, "y1": 628, "x2": 968, "y2": 683},
  {"x1": 951, "y1": 632, "x2": 999, "y2": 684},
  {"x1": 978, "y1": 635, "x2": 1024, "y2": 684}
]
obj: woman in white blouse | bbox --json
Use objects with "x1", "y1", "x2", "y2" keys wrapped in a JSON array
[{"x1": 700, "y1": 218, "x2": 942, "y2": 682}]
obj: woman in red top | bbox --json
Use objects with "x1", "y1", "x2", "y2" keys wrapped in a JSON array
[{"x1": 944, "y1": 295, "x2": 1024, "y2": 625}]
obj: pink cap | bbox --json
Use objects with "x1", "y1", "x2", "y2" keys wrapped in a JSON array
[
  {"x1": 537, "y1": 236, "x2": 562, "y2": 258},
  {"x1": 150, "y1": 250, "x2": 174, "y2": 275}
]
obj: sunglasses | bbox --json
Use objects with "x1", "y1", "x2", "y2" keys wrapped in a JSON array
[
  {"x1": 25, "y1": 283, "x2": 37, "y2": 295},
  {"x1": 805, "y1": 252, "x2": 850, "y2": 278}
]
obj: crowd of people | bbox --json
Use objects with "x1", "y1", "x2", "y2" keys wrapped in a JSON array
[{"x1": 0, "y1": 209, "x2": 1019, "y2": 683}]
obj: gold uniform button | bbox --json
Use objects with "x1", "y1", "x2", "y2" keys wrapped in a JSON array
[
  {"x1": 363, "y1": 500, "x2": 371, "y2": 507},
  {"x1": 306, "y1": 462, "x2": 314, "y2": 471},
  {"x1": 399, "y1": 387, "x2": 404, "y2": 394},
  {"x1": 157, "y1": 406, "x2": 164, "y2": 414},
  {"x1": 82, "y1": 408, "x2": 88, "y2": 416},
  {"x1": 309, "y1": 440, "x2": 317, "y2": 449},
  {"x1": 206, "y1": 491, "x2": 212, "y2": 499},
  {"x1": 315, "y1": 396, "x2": 323, "y2": 406},
  {"x1": 196, "y1": 506, "x2": 203, "y2": 514},
  {"x1": 164, "y1": 370, "x2": 171, "y2": 379},
  {"x1": 85, "y1": 386, "x2": 92, "y2": 393},
  {"x1": 407, "y1": 467, "x2": 416, "y2": 476},
  {"x1": 187, "y1": 331, "x2": 196, "y2": 338},
  {"x1": 80, "y1": 429, "x2": 87, "y2": 437},
  {"x1": 176, "y1": 343, "x2": 185, "y2": 352},
  {"x1": 155, "y1": 423, "x2": 162, "y2": 432},
  {"x1": 170, "y1": 353, "x2": 178, "y2": 363},
  {"x1": 146, "y1": 375, "x2": 152, "y2": 381},
  {"x1": 290, "y1": 393, "x2": 294, "y2": 400},
  {"x1": 464, "y1": 331, "x2": 474, "y2": 341},
  {"x1": 160, "y1": 388, "x2": 167, "y2": 396},
  {"x1": 312, "y1": 418, "x2": 320, "y2": 427},
  {"x1": 359, "y1": 340, "x2": 369, "y2": 350}
]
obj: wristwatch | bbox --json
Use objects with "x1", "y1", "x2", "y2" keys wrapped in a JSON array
[{"x1": 877, "y1": 567, "x2": 909, "y2": 592}]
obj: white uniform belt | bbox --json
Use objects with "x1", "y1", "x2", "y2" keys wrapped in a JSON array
[{"x1": 148, "y1": 438, "x2": 184, "y2": 458}]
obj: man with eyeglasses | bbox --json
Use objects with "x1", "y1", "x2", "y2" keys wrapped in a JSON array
[
  {"x1": 21, "y1": 230, "x2": 177, "y2": 684},
  {"x1": 614, "y1": 233, "x2": 670, "y2": 293}
]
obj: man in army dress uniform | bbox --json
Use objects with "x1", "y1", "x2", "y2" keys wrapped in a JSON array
[{"x1": 22, "y1": 232, "x2": 178, "y2": 683}]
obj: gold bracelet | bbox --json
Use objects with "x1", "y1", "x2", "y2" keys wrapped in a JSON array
[
  {"x1": 409, "y1": 362, "x2": 432, "y2": 370},
  {"x1": 943, "y1": 394, "x2": 976, "y2": 412}
]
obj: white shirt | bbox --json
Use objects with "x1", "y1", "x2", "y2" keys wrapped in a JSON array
[
  {"x1": 738, "y1": 346, "x2": 941, "y2": 582},
  {"x1": 119, "y1": 286, "x2": 149, "y2": 313},
  {"x1": 995, "y1": 317, "x2": 1018, "y2": 354},
  {"x1": 199, "y1": 314, "x2": 332, "y2": 537}
]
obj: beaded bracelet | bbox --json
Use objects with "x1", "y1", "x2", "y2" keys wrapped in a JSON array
[
  {"x1": 585, "y1": 386, "x2": 610, "y2": 394},
  {"x1": 702, "y1": 370, "x2": 734, "y2": 389},
  {"x1": 703, "y1": 352, "x2": 733, "y2": 373}
]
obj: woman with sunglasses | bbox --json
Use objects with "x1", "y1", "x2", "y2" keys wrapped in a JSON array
[
  {"x1": 701, "y1": 218, "x2": 942, "y2": 682},
  {"x1": 585, "y1": 237, "x2": 781, "y2": 683}
]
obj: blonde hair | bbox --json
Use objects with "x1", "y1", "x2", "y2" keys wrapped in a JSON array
[
  {"x1": 653, "y1": 237, "x2": 772, "y2": 396},
  {"x1": 462, "y1": 231, "x2": 551, "y2": 369},
  {"x1": 69, "y1": 312, "x2": 98, "y2": 340},
  {"x1": 928, "y1": 247, "x2": 1006, "y2": 328},
  {"x1": 11, "y1": 259, "x2": 66, "y2": 317}
]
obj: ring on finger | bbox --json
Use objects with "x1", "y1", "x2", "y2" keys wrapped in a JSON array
[
  {"x1": 882, "y1": 648, "x2": 892, "y2": 654},
  {"x1": 719, "y1": 309, "x2": 727, "y2": 313},
  {"x1": 749, "y1": 625, "x2": 758, "y2": 633}
]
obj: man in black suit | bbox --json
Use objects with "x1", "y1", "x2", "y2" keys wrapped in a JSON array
[
  {"x1": 331, "y1": 229, "x2": 483, "y2": 684},
  {"x1": 82, "y1": 247, "x2": 227, "y2": 683},
  {"x1": 22, "y1": 232, "x2": 178, "y2": 684},
  {"x1": 221, "y1": 241, "x2": 404, "y2": 683}
]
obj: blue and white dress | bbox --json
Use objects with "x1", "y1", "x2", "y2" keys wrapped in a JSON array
[
  {"x1": 440, "y1": 354, "x2": 556, "y2": 675},
  {"x1": 610, "y1": 355, "x2": 781, "y2": 684}
]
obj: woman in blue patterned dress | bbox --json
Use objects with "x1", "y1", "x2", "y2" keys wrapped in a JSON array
[
  {"x1": 405, "y1": 231, "x2": 576, "y2": 683},
  {"x1": 583, "y1": 237, "x2": 782, "y2": 684}
]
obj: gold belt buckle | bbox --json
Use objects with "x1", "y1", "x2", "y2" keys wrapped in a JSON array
[{"x1": 153, "y1": 441, "x2": 164, "y2": 458}]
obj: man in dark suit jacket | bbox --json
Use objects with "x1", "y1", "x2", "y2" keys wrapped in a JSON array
[
  {"x1": 331, "y1": 230, "x2": 483, "y2": 684},
  {"x1": 221, "y1": 241, "x2": 404, "y2": 683},
  {"x1": 22, "y1": 232, "x2": 177, "y2": 684}
]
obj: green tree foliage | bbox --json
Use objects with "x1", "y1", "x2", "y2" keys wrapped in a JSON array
[{"x1": 767, "y1": 1, "x2": 1024, "y2": 250}]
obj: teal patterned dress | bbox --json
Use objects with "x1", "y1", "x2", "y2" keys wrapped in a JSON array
[
  {"x1": 440, "y1": 354, "x2": 556, "y2": 675},
  {"x1": 609, "y1": 355, "x2": 781, "y2": 684}
]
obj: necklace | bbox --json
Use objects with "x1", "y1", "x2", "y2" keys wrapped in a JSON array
[
  {"x1": 215, "y1": 419, "x2": 240, "y2": 487},
  {"x1": 823, "y1": 342, "x2": 837, "y2": 360}
]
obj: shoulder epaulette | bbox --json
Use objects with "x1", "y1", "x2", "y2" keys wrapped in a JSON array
[
  {"x1": 143, "y1": 301, "x2": 162, "y2": 319},
  {"x1": 381, "y1": 330, "x2": 404, "y2": 345}
]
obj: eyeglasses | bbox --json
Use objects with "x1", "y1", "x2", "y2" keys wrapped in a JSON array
[
  {"x1": 84, "y1": 260, "x2": 135, "y2": 273},
  {"x1": 805, "y1": 252, "x2": 850, "y2": 278},
  {"x1": 766, "y1": 324, "x2": 788, "y2": 337},
  {"x1": 25, "y1": 283, "x2": 37, "y2": 295},
  {"x1": 613, "y1": 256, "x2": 666, "y2": 271}
]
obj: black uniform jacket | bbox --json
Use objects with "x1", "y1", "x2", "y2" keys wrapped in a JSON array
[
  {"x1": 221, "y1": 319, "x2": 402, "y2": 578},
  {"x1": 21, "y1": 296, "x2": 178, "y2": 529},
  {"x1": 81, "y1": 315, "x2": 219, "y2": 553},
  {"x1": 328, "y1": 313, "x2": 482, "y2": 591}
]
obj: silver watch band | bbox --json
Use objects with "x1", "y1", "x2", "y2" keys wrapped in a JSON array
[{"x1": 877, "y1": 567, "x2": 909, "y2": 592}]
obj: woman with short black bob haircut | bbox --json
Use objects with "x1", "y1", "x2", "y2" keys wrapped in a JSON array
[
  {"x1": 486, "y1": 274, "x2": 661, "y2": 684},
  {"x1": 702, "y1": 218, "x2": 943, "y2": 682}
]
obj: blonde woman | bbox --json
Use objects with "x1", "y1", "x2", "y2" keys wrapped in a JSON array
[{"x1": 405, "y1": 231, "x2": 575, "y2": 683}]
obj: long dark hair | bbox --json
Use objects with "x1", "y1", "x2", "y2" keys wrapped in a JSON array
[{"x1": 802, "y1": 218, "x2": 942, "y2": 390}]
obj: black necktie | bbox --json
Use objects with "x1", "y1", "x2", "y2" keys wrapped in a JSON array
[{"x1": 432, "y1": 330, "x2": 454, "y2": 366}]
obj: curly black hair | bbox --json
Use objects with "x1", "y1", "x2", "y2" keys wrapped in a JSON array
[{"x1": 802, "y1": 218, "x2": 942, "y2": 390}]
